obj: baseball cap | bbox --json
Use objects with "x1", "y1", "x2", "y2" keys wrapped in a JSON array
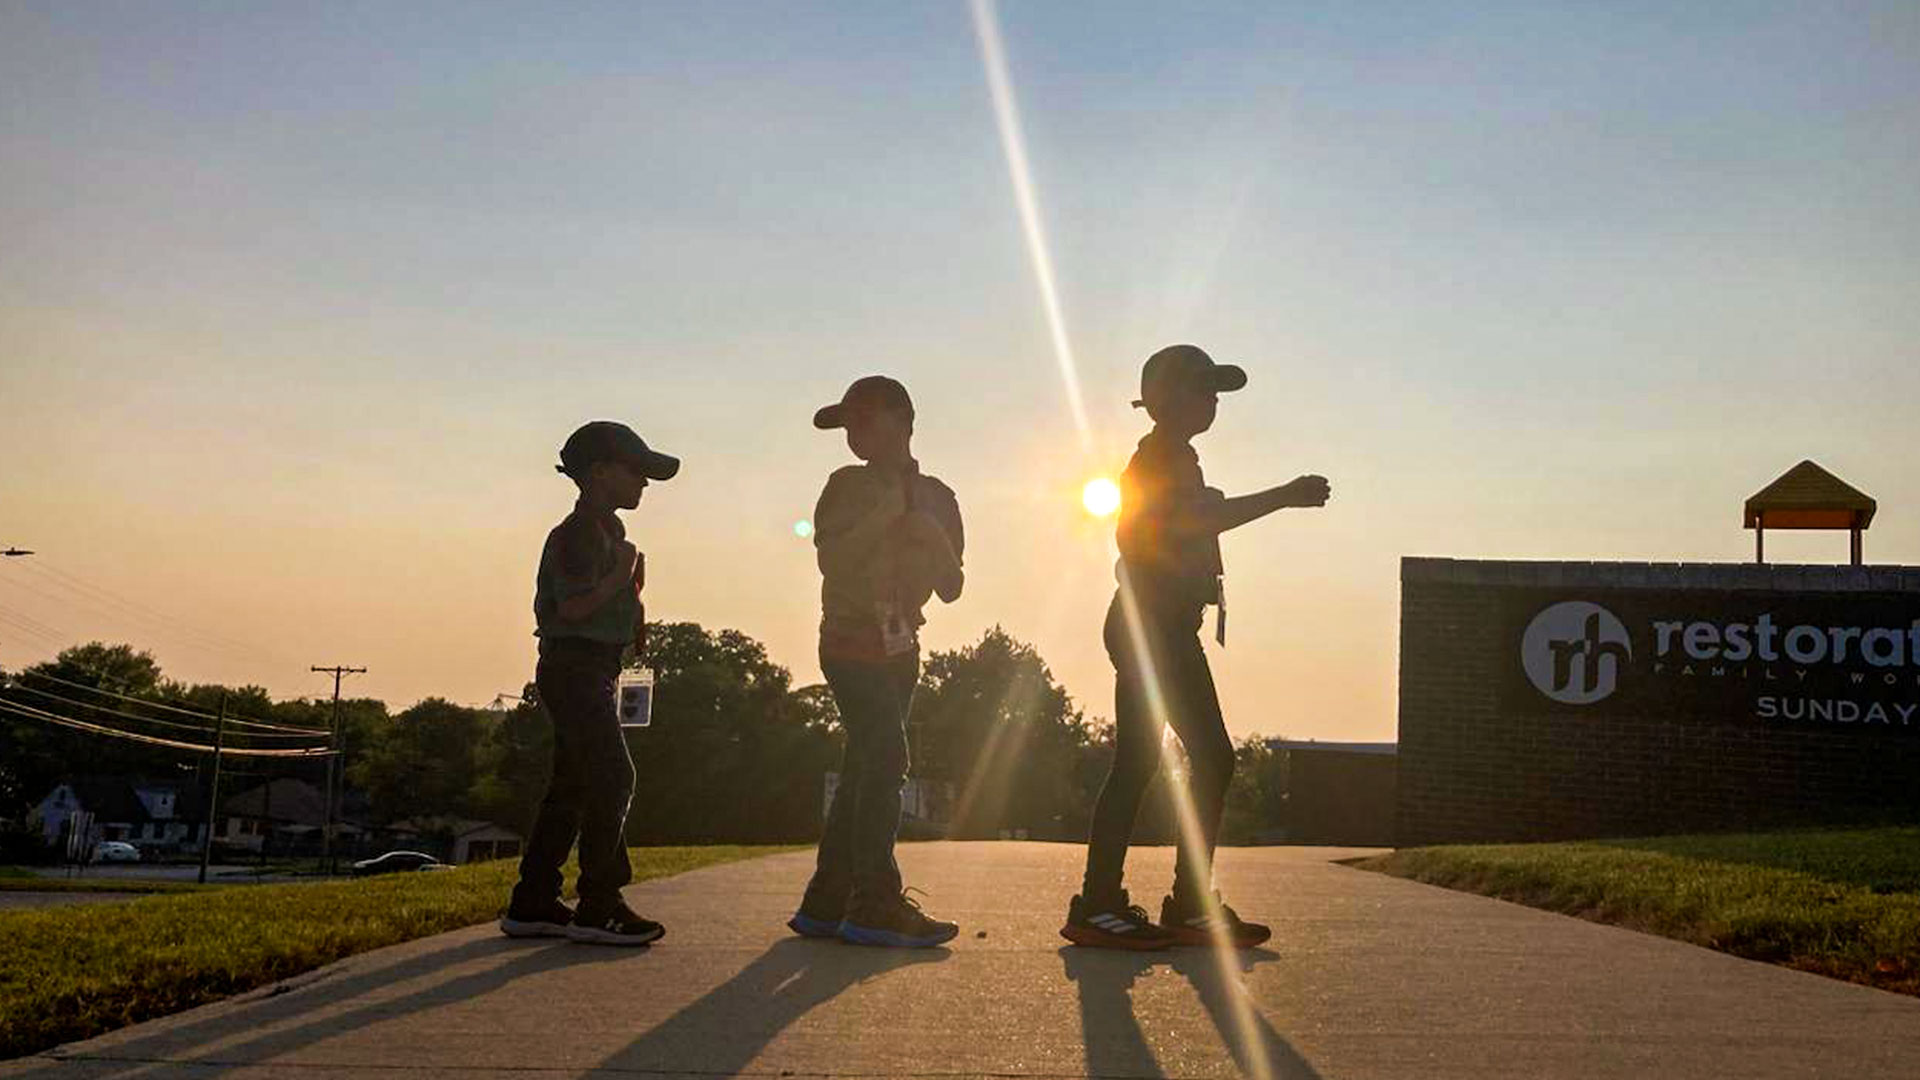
[
  {"x1": 555, "y1": 421, "x2": 680, "y2": 480},
  {"x1": 812, "y1": 375, "x2": 915, "y2": 430},
  {"x1": 1132, "y1": 344, "x2": 1247, "y2": 408}
]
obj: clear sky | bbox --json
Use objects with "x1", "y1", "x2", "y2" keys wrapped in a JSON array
[{"x1": 3, "y1": 2, "x2": 1916, "y2": 741}]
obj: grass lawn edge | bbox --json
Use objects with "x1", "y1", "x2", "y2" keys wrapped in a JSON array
[
  {"x1": 1, "y1": 844, "x2": 801, "y2": 1061},
  {"x1": 1352, "y1": 832, "x2": 1919, "y2": 998}
]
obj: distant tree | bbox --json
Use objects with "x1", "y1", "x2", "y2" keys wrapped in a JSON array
[
  {"x1": 622, "y1": 621, "x2": 842, "y2": 843},
  {"x1": 0, "y1": 644, "x2": 181, "y2": 815},
  {"x1": 1220, "y1": 735, "x2": 1289, "y2": 844},
  {"x1": 468, "y1": 683, "x2": 552, "y2": 836},
  {"x1": 910, "y1": 627, "x2": 1100, "y2": 840},
  {"x1": 348, "y1": 697, "x2": 488, "y2": 825},
  {"x1": 43, "y1": 643, "x2": 165, "y2": 695}
]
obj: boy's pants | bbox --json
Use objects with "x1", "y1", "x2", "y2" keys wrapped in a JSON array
[
  {"x1": 1082, "y1": 591, "x2": 1236, "y2": 906},
  {"x1": 514, "y1": 639, "x2": 634, "y2": 913},
  {"x1": 804, "y1": 652, "x2": 919, "y2": 912}
]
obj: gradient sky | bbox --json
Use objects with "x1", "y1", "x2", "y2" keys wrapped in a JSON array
[{"x1": 3, "y1": 2, "x2": 1916, "y2": 741}]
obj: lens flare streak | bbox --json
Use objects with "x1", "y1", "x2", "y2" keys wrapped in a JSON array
[
  {"x1": 970, "y1": 0, "x2": 1093, "y2": 451},
  {"x1": 971, "y1": 7, "x2": 1278, "y2": 1070},
  {"x1": 1113, "y1": 564, "x2": 1278, "y2": 1080}
]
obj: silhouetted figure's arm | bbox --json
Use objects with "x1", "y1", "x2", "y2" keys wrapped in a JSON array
[
  {"x1": 814, "y1": 467, "x2": 905, "y2": 581},
  {"x1": 555, "y1": 539, "x2": 639, "y2": 622},
  {"x1": 1180, "y1": 475, "x2": 1330, "y2": 538},
  {"x1": 900, "y1": 511, "x2": 963, "y2": 602}
]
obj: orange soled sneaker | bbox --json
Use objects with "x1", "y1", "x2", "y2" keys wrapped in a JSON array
[
  {"x1": 1061, "y1": 890, "x2": 1176, "y2": 950},
  {"x1": 1160, "y1": 891, "x2": 1271, "y2": 949}
]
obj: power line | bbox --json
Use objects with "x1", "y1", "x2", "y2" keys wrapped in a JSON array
[
  {"x1": 0, "y1": 680, "x2": 327, "y2": 742},
  {"x1": 0, "y1": 699, "x2": 334, "y2": 759},
  {"x1": 13, "y1": 670, "x2": 325, "y2": 734},
  {"x1": 23, "y1": 561, "x2": 291, "y2": 668},
  {"x1": 0, "y1": 604, "x2": 66, "y2": 645}
]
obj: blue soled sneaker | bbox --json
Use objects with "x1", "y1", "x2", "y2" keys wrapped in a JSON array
[
  {"x1": 839, "y1": 888, "x2": 958, "y2": 948},
  {"x1": 788, "y1": 901, "x2": 845, "y2": 939},
  {"x1": 788, "y1": 881, "x2": 849, "y2": 938}
]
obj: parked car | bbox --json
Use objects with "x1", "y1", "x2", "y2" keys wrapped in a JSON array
[
  {"x1": 92, "y1": 841, "x2": 141, "y2": 863},
  {"x1": 350, "y1": 850, "x2": 447, "y2": 876}
]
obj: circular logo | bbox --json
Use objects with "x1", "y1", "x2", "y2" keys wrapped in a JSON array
[{"x1": 1521, "y1": 601, "x2": 1631, "y2": 705}]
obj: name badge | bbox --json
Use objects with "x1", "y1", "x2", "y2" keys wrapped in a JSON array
[{"x1": 875, "y1": 601, "x2": 917, "y2": 657}]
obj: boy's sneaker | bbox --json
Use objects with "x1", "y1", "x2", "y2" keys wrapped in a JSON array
[
  {"x1": 788, "y1": 879, "x2": 849, "y2": 939},
  {"x1": 499, "y1": 895, "x2": 575, "y2": 939},
  {"x1": 567, "y1": 900, "x2": 665, "y2": 947},
  {"x1": 839, "y1": 888, "x2": 958, "y2": 948},
  {"x1": 1160, "y1": 891, "x2": 1271, "y2": 949},
  {"x1": 1060, "y1": 891, "x2": 1176, "y2": 950}
]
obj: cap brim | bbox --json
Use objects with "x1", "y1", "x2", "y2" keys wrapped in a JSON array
[
  {"x1": 812, "y1": 404, "x2": 847, "y2": 430},
  {"x1": 633, "y1": 449, "x2": 680, "y2": 481},
  {"x1": 1208, "y1": 364, "x2": 1248, "y2": 393}
]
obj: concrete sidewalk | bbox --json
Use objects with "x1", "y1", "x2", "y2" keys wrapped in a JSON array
[{"x1": 6, "y1": 841, "x2": 1917, "y2": 1079}]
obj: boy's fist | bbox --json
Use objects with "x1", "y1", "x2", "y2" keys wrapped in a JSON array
[{"x1": 1285, "y1": 475, "x2": 1332, "y2": 508}]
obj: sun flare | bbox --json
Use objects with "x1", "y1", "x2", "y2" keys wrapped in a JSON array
[{"x1": 1082, "y1": 477, "x2": 1121, "y2": 518}]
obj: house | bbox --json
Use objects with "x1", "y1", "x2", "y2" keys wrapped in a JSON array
[
  {"x1": 387, "y1": 817, "x2": 524, "y2": 864},
  {"x1": 33, "y1": 777, "x2": 209, "y2": 852},
  {"x1": 220, "y1": 778, "x2": 326, "y2": 854}
]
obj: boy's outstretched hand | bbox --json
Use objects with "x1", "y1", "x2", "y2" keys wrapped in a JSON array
[{"x1": 1284, "y1": 474, "x2": 1332, "y2": 508}]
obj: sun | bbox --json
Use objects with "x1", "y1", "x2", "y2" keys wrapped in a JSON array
[{"x1": 1082, "y1": 477, "x2": 1121, "y2": 518}]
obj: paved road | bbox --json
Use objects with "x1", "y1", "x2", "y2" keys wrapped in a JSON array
[
  {"x1": 6, "y1": 841, "x2": 1917, "y2": 1078},
  {"x1": 18, "y1": 866, "x2": 299, "y2": 885},
  {"x1": 0, "y1": 892, "x2": 145, "y2": 911}
]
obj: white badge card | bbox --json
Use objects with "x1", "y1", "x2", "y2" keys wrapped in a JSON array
[
  {"x1": 616, "y1": 667, "x2": 655, "y2": 728},
  {"x1": 875, "y1": 601, "x2": 916, "y2": 657}
]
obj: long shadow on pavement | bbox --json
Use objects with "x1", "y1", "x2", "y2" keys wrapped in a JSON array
[
  {"x1": 1061, "y1": 947, "x2": 1322, "y2": 1080},
  {"x1": 588, "y1": 936, "x2": 949, "y2": 1076},
  {"x1": 9, "y1": 936, "x2": 632, "y2": 1079}
]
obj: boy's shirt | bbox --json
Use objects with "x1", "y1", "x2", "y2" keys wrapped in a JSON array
[
  {"x1": 533, "y1": 500, "x2": 639, "y2": 646},
  {"x1": 1114, "y1": 429, "x2": 1224, "y2": 615},
  {"x1": 814, "y1": 462, "x2": 964, "y2": 663}
]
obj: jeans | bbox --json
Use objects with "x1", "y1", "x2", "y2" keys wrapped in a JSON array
[
  {"x1": 804, "y1": 652, "x2": 919, "y2": 912},
  {"x1": 1082, "y1": 591, "x2": 1235, "y2": 905},
  {"x1": 514, "y1": 639, "x2": 635, "y2": 912}
]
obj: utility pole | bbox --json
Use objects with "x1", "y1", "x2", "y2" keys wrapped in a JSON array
[
  {"x1": 197, "y1": 691, "x2": 228, "y2": 885},
  {"x1": 1, "y1": 548, "x2": 34, "y2": 557},
  {"x1": 312, "y1": 665, "x2": 366, "y2": 875}
]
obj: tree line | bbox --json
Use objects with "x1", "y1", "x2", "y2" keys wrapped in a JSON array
[{"x1": 0, "y1": 625, "x2": 1289, "y2": 854}]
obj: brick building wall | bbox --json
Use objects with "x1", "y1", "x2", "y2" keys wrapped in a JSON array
[{"x1": 1397, "y1": 558, "x2": 1920, "y2": 845}]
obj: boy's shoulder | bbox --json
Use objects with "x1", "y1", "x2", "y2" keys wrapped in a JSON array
[
  {"x1": 818, "y1": 463, "x2": 874, "y2": 502},
  {"x1": 1128, "y1": 430, "x2": 1200, "y2": 476},
  {"x1": 915, "y1": 471, "x2": 959, "y2": 506},
  {"x1": 543, "y1": 506, "x2": 617, "y2": 566}
]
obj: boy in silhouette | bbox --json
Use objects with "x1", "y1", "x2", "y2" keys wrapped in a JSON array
[
  {"x1": 502, "y1": 421, "x2": 679, "y2": 946},
  {"x1": 1063, "y1": 345, "x2": 1330, "y2": 950},
  {"x1": 790, "y1": 376, "x2": 965, "y2": 948}
]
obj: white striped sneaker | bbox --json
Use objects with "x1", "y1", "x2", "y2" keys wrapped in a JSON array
[
  {"x1": 1060, "y1": 892, "x2": 1176, "y2": 950},
  {"x1": 1160, "y1": 892, "x2": 1271, "y2": 949}
]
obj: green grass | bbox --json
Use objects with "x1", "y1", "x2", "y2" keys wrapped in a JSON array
[
  {"x1": 0, "y1": 845, "x2": 795, "y2": 1059},
  {"x1": 1355, "y1": 826, "x2": 1920, "y2": 996}
]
